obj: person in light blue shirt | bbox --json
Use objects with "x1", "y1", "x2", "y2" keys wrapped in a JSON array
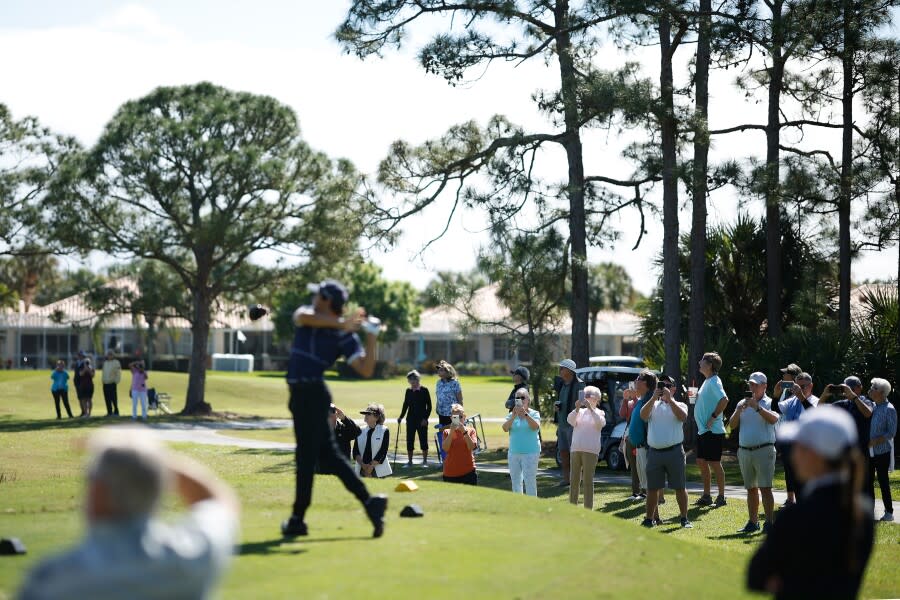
[
  {"x1": 729, "y1": 371, "x2": 779, "y2": 534},
  {"x1": 50, "y1": 360, "x2": 73, "y2": 419},
  {"x1": 868, "y1": 378, "x2": 896, "y2": 521},
  {"x1": 503, "y1": 389, "x2": 541, "y2": 496},
  {"x1": 694, "y1": 352, "x2": 729, "y2": 507}
]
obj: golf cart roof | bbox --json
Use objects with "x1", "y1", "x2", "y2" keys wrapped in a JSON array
[
  {"x1": 576, "y1": 365, "x2": 659, "y2": 381},
  {"x1": 588, "y1": 356, "x2": 645, "y2": 366}
]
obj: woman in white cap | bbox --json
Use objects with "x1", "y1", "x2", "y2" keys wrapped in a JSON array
[{"x1": 747, "y1": 406, "x2": 874, "y2": 599}]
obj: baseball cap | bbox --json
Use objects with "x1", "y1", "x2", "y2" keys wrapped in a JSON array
[
  {"x1": 843, "y1": 376, "x2": 862, "y2": 389},
  {"x1": 777, "y1": 406, "x2": 857, "y2": 460},
  {"x1": 559, "y1": 358, "x2": 577, "y2": 372},
  {"x1": 307, "y1": 280, "x2": 349, "y2": 313},
  {"x1": 779, "y1": 363, "x2": 801, "y2": 377},
  {"x1": 511, "y1": 366, "x2": 530, "y2": 381},
  {"x1": 747, "y1": 372, "x2": 768, "y2": 385}
]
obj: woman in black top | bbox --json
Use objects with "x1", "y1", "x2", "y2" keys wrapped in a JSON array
[
  {"x1": 748, "y1": 406, "x2": 874, "y2": 599},
  {"x1": 398, "y1": 370, "x2": 432, "y2": 467}
]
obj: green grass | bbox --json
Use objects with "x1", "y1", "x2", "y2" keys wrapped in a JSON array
[{"x1": 1, "y1": 370, "x2": 899, "y2": 598}]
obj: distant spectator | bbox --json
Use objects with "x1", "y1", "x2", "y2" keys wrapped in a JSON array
[
  {"x1": 748, "y1": 407, "x2": 873, "y2": 599},
  {"x1": 77, "y1": 358, "x2": 96, "y2": 418},
  {"x1": 354, "y1": 404, "x2": 392, "y2": 478},
  {"x1": 441, "y1": 403, "x2": 478, "y2": 485},
  {"x1": 322, "y1": 404, "x2": 361, "y2": 469},
  {"x1": 772, "y1": 363, "x2": 802, "y2": 405},
  {"x1": 776, "y1": 371, "x2": 819, "y2": 505},
  {"x1": 728, "y1": 372, "x2": 779, "y2": 534},
  {"x1": 640, "y1": 375, "x2": 692, "y2": 529},
  {"x1": 868, "y1": 378, "x2": 896, "y2": 522},
  {"x1": 694, "y1": 351, "x2": 728, "y2": 508},
  {"x1": 398, "y1": 370, "x2": 432, "y2": 467},
  {"x1": 619, "y1": 383, "x2": 643, "y2": 499},
  {"x1": 50, "y1": 360, "x2": 73, "y2": 419},
  {"x1": 503, "y1": 388, "x2": 541, "y2": 496},
  {"x1": 17, "y1": 426, "x2": 240, "y2": 600},
  {"x1": 567, "y1": 385, "x2": 606, "y2": 509},
  {"x1": 505, "y1": 365, "x2": 530, "y2": 411},
  {"x1": 554, "y1": 358, "x2": 584, "y2": 487},
  {"x1": 130, "y1": 361, "x2": 149, "y2": 421},
  {"x1": 101, "y1": 351, "x2": 122, "y2": 417},
  {"x1": 821, "y1": 376, "x2": 874, "y2": 503},
  {"x1": 435, "y1": 360, "x2": 463, "y2": 427},
  {"x1": 72, "y1": 351, "x2": 86, "y2": 417}
]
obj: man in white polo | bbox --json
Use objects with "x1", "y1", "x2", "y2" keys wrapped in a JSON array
[
  {"x1": 640, "y1": 375, "x2": 692, "y2": 529},
  {"x1": 729, "y1": 371, "x2": 779, "y2": 534}
]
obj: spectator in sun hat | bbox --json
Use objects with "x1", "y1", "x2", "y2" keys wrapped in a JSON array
[
  {"x1": 554, "y1": 358, "x2": 584, "y2": 486},
  {"x1": 398, "y1": 369, "x2": 432, "y2": 468},
  {"x1": 505, "y1": 365, "x2": 530, "y2": 411},
  {"x1": 728, "y1": 371, "x2": 779, "y2": 534},
  {"x1": 748, "y1": 406, "x2": 874, "y2": 600},
  {"x1": 354, "y1": 404, "x2": 392, "y2": 479},
  {"x1": 435, "y1": 360, "x2": 463, "y2": 427}
]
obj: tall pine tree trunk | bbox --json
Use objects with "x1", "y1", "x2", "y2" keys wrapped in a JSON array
[
  {"x1": 659, "y1": 10, "x2": 681, "y2": 383},
  {"x1": 183, "y1": 288, "x2": 212, "y2": 415},
  {"x1": 765, "y1": 0, "x2": 786, "y2": 337},
  {"x1": 555, "y1": 0, "x2": 590, "y2": 366},
  {"x1": 838, "y1": 0, "x2": 855, "y2": 334},
  {"x1": 688, "y1": 0, "x2": 711, "y2": 390}
]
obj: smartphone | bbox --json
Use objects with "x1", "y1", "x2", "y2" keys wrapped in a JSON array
[
  {"x1": 578, "y1": 390, "x2": 585, "y2": 402},
  {"x1": 514, "y1": 398, "x2": 523, "y2": 408},
  {"x1": 451, "y1": 414, "x2": 460, "y2": 426},
  {"x1": 826, "y1": 384, "x2": 837, "y2": 392},
  {"x1": 656, "y1": 381, "x2": 666, "y2": 390},
  {"x1": 627, "y1": 381, "x2": 635, "y2": 391},
  {"x1": 743, "y1": 390, "x2": 753, "y2": 398}
]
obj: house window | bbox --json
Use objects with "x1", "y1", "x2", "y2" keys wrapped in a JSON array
[{"x1": 493, "y1": 337, "x2": 511, "y2": 361}]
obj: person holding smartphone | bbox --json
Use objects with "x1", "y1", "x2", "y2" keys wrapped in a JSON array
[
  {"x1": 441, "y1": 403, "x2": 478, "y2": 485},
  {"x1": 503, "y1": 389, "x2": 541, "y2": 496},
  {"x1": 776, "y1": 371, "x2": 819, "y2": 506},
  {"x1": 567, "y1": 386, "x2": 606, "y2": 509},
  {"x1": 729, "y1": 372, "x2": 779, "y2": 534}
]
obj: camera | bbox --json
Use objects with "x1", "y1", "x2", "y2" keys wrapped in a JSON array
[
  {"x1": 360, "y1": 316, "x2": 382, "y2": 335},
  {"x1": 656, "y1": 381, "x2": 667, "y2": 390},
  {"x1": 826, "y1": 384, "x2": 838, "y2": 393},
  {"x1": 743, "y1": 390, "x2": 753, "y2": 398}
]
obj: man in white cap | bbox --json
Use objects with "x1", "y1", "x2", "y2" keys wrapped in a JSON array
[
  {"x1": 554, "y1": 358, "x2": 584, "y2": 486},
  {"x1": 748, "y1": 407, "x2": 874, "y2": 599},
  {"x1": 728, "y1": 372, "x2": 779, "y2": 534}
]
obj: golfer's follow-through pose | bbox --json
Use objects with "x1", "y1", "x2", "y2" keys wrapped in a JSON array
[{"x1": 281, "y1": 279, "x2": 388, "y2": 538}]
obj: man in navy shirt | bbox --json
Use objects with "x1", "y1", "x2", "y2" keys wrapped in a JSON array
[{"x1": 281, "y1": 279, "x2": 387, "y2": 538}]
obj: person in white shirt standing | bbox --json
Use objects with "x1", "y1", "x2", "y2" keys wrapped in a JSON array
[{"x1": 640, "y1": 375, "x2": 692, "y2": 529}]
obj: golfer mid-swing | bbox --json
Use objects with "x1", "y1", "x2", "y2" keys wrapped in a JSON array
[{"x1": 281, "y1": 280, "x2": 388, "y2": 538}]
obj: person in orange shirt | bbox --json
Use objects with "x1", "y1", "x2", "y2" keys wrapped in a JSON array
[{"x1": 441, "y1": 403, "x2": 478, "y2": 485}]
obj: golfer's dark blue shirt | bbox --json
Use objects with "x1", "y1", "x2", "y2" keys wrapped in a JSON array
[{"x1": 286, "y1": 309, "x2": 365, "y2": 384}]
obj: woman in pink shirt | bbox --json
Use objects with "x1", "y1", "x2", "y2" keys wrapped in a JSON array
[
  {"x1": 130, "y1": 361, "x2": 149, "y2": 420},
  {"x1": 567, "y1": 385, "x2": 606, "y2": 509}
]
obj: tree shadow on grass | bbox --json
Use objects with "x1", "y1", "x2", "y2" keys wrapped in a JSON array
[{"x1": 0, "y1": 415, "x2": 120, "y2": 434}]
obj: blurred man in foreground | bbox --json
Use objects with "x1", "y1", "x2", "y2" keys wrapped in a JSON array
[{"x1": 18, "y1": 426, "x2": 240, "y2": 600}]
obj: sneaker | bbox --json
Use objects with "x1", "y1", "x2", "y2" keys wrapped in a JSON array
[
  {"x1": 402, "y1": 462, "x2": 412, "y2": 469},
  {"x1": 281, "y1": 515, "x2": 308, "y2": 537},
  {"x1": 695, "y1": 494, "x2": 713, "y2": 506},
  {"x1": 880, "y1": 512, "x2": 895, "y2": 522},
  {"x1": 421, "y1": 460, "x2": 428, "y2": 467},
  {"x1": 639, "y1": 492, "x2": 647, "y2": 500},
  {"x1": 715, "y1": 495, "x2": 727, "y2": 508},
  {"x1": 739, "y1": 521, "x2": 760, "y2": 534},
  {"x1": 365, "y1": 494, "x2": 388, "y2": 538},
  {"x1": 762, "y1": 521, "x2": 773, "y2": 535},
  {"x1": 653, "y1": 517, "x2": 663, "y2": 526},
  {"x1": 781, "y1": 499, "x2": 795, "y2": 508},
  {"x1": 680, "y1": 517, "x2": 693, "y2": 529},
  {"x1": 640, "y1": 518, "x2": 655, "y2": 528}
]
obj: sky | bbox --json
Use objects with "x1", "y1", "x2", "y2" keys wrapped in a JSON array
[{"x1": 1, "y1": 1, "x2": 897, "y2": 296}]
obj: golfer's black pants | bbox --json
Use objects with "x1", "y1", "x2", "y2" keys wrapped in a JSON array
[
  {"x1": 52, "y1": 390, "x2": 72, "y2": 418},
  {"x1": 290, "y1": 382, "x2": 369, "y2": 520},
  {"x1": 406, "y1": 421, "x2": 429, "y2": 453},
  {"x1": 103, "y1": 383, "x2": 119, "y2": 415},
  {"x1": 870, "y1": 451, "x2": 893, "y2": 514}
]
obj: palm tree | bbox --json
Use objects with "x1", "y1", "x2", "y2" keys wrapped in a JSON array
[{"x1": 587, "y1": 263, "x2": 636, "y2": 355}]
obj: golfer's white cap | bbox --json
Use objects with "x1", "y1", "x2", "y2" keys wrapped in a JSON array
[{"x1": 777, "y1": 405, "x2": 857, "y2": 460}]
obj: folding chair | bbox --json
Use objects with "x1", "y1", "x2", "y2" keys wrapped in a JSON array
[{"x1": 147, "y1": 388, "x2": 173, "y2": 416}]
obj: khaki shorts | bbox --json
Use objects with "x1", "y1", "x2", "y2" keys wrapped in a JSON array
[{"x1": 738, "y1": 445, "x2": 776, "y2": 489}]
